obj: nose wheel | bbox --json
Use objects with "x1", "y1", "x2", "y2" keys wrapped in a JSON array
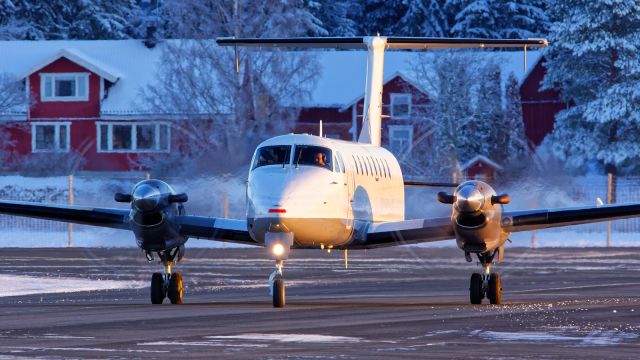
[
  {"x1": 469, "y1": 251, "x2": 502, "y2": 305},
  {"x1": 269, "y1": 260, "x2": 286, "y2": 307}
]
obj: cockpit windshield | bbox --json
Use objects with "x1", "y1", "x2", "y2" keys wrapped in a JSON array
[
  {"x1": 252, "y1": 145, "x2": 291, "y2": 170},
  {"x1": 294, "y1": 145, "x2": 332, "y2": 171}
]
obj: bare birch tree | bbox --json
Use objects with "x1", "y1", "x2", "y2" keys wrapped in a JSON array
[{"x1": 137, "y1": 0, "x2": 321, "y2": 175}]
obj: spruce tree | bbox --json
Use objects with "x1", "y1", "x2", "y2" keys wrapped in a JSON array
[
  {"x1": 503, "y1": 72, "x2": 527, "y2": 160},
  {"x1": 543, "y1": 0, "x2": 640, "y2": 182}
]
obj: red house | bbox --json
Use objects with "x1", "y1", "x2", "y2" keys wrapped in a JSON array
[{"x1": 0, "y1": 40, "x2": 171, "y2": 172}]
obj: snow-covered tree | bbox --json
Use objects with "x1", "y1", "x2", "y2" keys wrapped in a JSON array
[
  {"x1": 543, "y1": 0, "x2": 640, "y2": 185},
  {"x1": 310, "y1": 0, "x2": 357, "y2": 36},
  {"x1": 451, "y1": 0, "x2": 548, "y2": 39},
  {"x1": 0, "y1": 73, "x2": 27, "y2": 170},
  {"x1": 139, "y1": 1, "x2": 321, "y2": 174},
  {"x1": 474, "y1": 60, "x2": 502, "y2": 159},
  {"x1": 164, "y1": 0, "x2": 325, "y2": 39},
  {"x1": 354, "y1": 0, "x2": 406, "y2": 35},
  {"x1": 67, "y1": 0, "x2": 138, "y2": 40},
  {"x1": 412, "y1": 52, "x2": 477, "y2": 176},
  {"x1": 398, "y1": 0, "x2": 451, "y2": 37},
  {"x1": 502, "y1": 72, "x2": 528, "y2": 160},
  {"x1": 497, "y1": 0, "x2": 549, "y2": 39},
  {"x1": 451, "y1": 0, "x2": 500, "y2": 38}
]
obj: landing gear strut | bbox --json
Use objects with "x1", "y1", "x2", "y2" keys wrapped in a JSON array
[
  {"x1": 149, "y1": 246, "x2": 184, "y2": 305},
  {"x1": 469, "y1": 251, "x2": 502, "y2": 305}
]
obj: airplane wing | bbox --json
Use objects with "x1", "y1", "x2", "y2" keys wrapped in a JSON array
[
  {"x1": 0, "y1": 200, "x2": 258, "y2": 246},
  {"x1": 360, "y1": 202, "x2": 640, "y2": 248},
  {"x1": 361, "y1": 217, "x2": 455, "y2": 249},
  {"x1": 501, "y1": 203, "x2": 640, "y2": 232},
  {"x1": 175, "y1": 215, "x2": 258, "y2": 246},
  {"x1": 0, "y1": 200, "x2": 130, "y2": 230}
]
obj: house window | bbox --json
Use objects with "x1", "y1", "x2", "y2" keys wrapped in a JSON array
[
  {"x1": 389, "y1": 125, "x2": 413, "y2": 156},
  {"x1": 390, "y1": 93, "x2": 411, "y2": 118},
  {"x1": 41, "y1": 73, "x2": 89, "y2": 102},
  {"x1": 97, "y1": 123, "x2": 170, "y2": 152},
  {"x1": 32, "y1": 122, "x2": 70, "y2": 152}
]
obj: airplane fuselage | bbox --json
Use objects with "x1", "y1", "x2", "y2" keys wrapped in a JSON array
[{"x1": 246, "y1": 134, "x2": 508, "y2": 253}]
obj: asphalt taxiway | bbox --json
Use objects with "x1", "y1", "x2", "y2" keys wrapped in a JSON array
[{"x1": 0, "y1": 246, "x2": 639, "y2": 359}]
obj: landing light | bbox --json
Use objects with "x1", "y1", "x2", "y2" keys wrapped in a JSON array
[{"x1": 272, "y1": 243, "x2": 285, "y2": 257}]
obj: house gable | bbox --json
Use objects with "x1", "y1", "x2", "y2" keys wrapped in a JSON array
[{"x1": 28, "y1": 56, "x2": 103, "y2": 119}]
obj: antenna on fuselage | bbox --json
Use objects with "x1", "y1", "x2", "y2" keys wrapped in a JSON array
[{"x1": 319, "y1": 119, "x2": 323, "y2": 137}]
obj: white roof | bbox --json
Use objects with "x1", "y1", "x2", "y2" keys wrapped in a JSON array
[
  {"x1": 0, "y1": 40, "x2": 543, "y2": 116},
  {"x1": 461, "y1": 155, "x2": 504, "y2": 171},
  {"x1": 0, "y1": 40, "x2": 161, "y2": 116},
  {"x1": 308, "y1": 49, "x2": 542, "y2": 107},
  {"x1": 17, "y1": 48, "x2": 121, "y2": 82}
]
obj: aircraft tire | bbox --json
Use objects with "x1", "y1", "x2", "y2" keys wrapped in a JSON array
[
  {"x1": 273, "y1": 278, "x2": 285, "y2": 308},
  {"x1": 168, "y1": 272, "x2": 184, "y2": 304},
  {"x1": 470, "y1": 273, "x2": 483, "y2": 304},
  {"x1": 151, "y1": 272, "x2": 165, "y2": 304},
  {"x1": 488, "y1": 273, "x2": 502, "y2": 305}
]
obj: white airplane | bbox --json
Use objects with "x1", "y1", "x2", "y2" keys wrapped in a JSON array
[{"x1": 2, "y1": 36, "x2": 640, "y2": 307}]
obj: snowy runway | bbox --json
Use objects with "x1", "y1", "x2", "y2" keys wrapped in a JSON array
[{"x1": 0, "y1": 247, "x2": 638, "y2": 359}]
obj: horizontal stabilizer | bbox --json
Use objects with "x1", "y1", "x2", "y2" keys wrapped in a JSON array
[{"x1": 216, "y1": 37, "x2": 548, "y2": 50}]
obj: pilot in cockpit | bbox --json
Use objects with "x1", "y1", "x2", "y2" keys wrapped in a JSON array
[{"x1": 314, "y1": 151, "x2": 326, "y2": 167}]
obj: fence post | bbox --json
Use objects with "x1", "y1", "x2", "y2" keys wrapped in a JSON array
[
  {"x1": 606, "y1": 173, "x2": 613, "y2": 248},
  {"x1": 68, "y1": 175, "x2": 74, "y2": 248},
  {"x1": 223, "y1": 193, "x2": 229, "y2": 219},
  {"x1": 531, "y1": 230, "x2": 537, "y2": 249}
]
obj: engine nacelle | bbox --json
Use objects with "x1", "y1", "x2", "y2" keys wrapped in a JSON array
[
  {"x1": 439, "y1": 180, "x2": 509, "y2": 253},
  {"x1": 116, "y1": 179, "x2": 188, "y2": 251}
]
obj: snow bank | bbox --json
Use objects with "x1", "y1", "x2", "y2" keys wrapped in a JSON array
[{"x1": 0, "y1": 274, "x2": 145, "y2": 297}]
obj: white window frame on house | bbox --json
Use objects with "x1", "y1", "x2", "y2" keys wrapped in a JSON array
[
  {"x1": 31, "y1": 122, "x2": 71, "y2": 153},
  {"x1": 388, "y1": 125, "x2": 413, "y2": 156},
  {"x1": 40, "y1": 73, "x2": 89, "y2": 102},
  {"x1": 96, "y1": 122, "x2": 171, "y2": 153},
  {"x1": 390, "y1": 93, "x2": 412, "y2": 119}
]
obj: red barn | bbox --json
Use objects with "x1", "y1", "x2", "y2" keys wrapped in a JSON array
[{"x1": 519, "y1": 57, "x2": 566, "y2": 147}]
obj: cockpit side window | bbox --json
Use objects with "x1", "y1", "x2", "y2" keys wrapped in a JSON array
[
  {"x1": 252, "y1": 145, "x2": 291, "y2": 170},
  {"x1": 336, "y1": 152, "x2": 346, "y2": 173},
  {"x1": 294, "y1": 145, "x2": 333, "y2": 171}
]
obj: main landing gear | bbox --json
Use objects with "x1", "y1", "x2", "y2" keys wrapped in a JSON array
[
  {"x1": 469, "y1": 250, "x2": 502, "y2": 305},
  {"x1": 147, "y1": 246, "x2": 184, "y2": 305}
]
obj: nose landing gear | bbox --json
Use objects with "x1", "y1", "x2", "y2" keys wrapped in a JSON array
[
  {"x1": 469, "y1": 251, "x2": 502, "y2": 305},
  {"x1": 148, "y1": 246, "x2": 184, "y2": 305},
  {"x1": 270, "y1": 260, "x2": 285, "y2": 308},
  {"x1": 265, "y1": 232, "x2": 294, "y2": 308}
]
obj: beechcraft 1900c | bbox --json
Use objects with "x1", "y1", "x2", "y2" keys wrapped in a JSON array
[{"x1": 2, "y1": 36, "x2": 640, "y2": 307}]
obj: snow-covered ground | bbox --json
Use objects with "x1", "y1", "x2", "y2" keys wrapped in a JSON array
[{"x1": 1, "y1": 274, "x2": 145, "y2": 297}]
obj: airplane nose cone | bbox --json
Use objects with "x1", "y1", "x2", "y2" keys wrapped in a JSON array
[
  {"x1": 456, "y1": 186, "x2": 484, "y2": 213},
  {"x1": 132, "y1": 184, "x2": 161, "y2": 212}
]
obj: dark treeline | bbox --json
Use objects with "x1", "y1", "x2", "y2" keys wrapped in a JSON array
[{"x1": 0, "y1": 0, "x2": 550, "y2": 41}]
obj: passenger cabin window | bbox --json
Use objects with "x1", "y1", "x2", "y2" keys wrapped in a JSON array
[
  {"x1": 294, "y1": 145, "x2": 332, "y2": 171},
  {"x1": 252, "y1": 145, "x2": 291, "y2": 170}
]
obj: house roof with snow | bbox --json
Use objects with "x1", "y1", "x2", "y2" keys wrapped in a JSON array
[
  {"x1": 461, "y1": 155, "x2": 504, "y2": 171},
  {"x1": 0, "y1": 39, "x2": 543, "y2": 117}
]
